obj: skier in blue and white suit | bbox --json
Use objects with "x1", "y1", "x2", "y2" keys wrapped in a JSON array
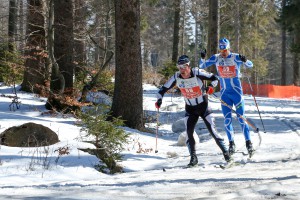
[
  {"x1": 155, "y1": 55, "x2": 232, "y2": 167},
  {"x1": 198, "y1": 38, "x2": 254, "y2": 156}
]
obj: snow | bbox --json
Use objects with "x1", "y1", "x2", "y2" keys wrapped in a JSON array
[{"x1": 0, "y1": 83, "x2": 299, "y2": 199}]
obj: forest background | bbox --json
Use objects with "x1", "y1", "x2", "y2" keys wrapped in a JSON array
[{"x1": 0, "y1": 0, "x2": 299, "y2": 131}]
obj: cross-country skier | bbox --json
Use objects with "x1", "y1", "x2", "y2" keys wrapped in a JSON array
[
  {"x1": 155, "y1": 55, "x2": 232, "y2": 167},
  {"x1": 198, "y1": 38, "x2": 254, "y2": 156}
]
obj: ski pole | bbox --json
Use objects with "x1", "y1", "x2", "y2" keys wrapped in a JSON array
[
  {"x1": 155, "y1": 108, "x2": 159, "y2": 153},
  {"x1": 218, "y1": 98, "x2": 262, "y2": 146},
  {"x1": 245, "y1": 75, "x2": 266, "y2": 133},
  {"x1": 218, "y1": 98, "x2": 259, "y2": 133}
]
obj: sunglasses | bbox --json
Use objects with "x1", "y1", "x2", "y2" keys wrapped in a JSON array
[
  {"x1": 219, "y1": 49, "x2": 228, "y2": 53},
  {"x1": 177, "y1": 64, "x2": 188, "y2": 69}
]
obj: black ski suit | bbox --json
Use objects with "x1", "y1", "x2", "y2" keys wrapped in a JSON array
[{"x1": 157, "y1": 68, "x2": 228, "y2": 159}]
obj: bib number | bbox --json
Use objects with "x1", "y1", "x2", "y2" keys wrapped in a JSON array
[
  {"x1": 179, "y1": 86, "x2": 202, "y2": 99},
  {"x1": 218, "y1": 65, "x2": 236, "y2": 78}
]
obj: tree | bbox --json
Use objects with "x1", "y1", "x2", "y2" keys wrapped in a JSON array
[
  {"x1": 112, "y1": 0, "x2": 144, "y2": 130},
  {"x1": 140, "y1": 1, "x2": 175, "y2": 67},
  {"x1": 281, "y1": 0, "x2": 287, "y2": 85},
  {"x1": 73, "y1": 0, "x2": 87, "y2": 78},
  {"x1": 171, "y1": 0, "x2": 181, "y2": 63},
  {"x1": 47, "y1": 0, "x2": 64, "y2": 94},
  {"x1": 292, "y1": 32, "x2": 300, "y2": 86},
  {"x1": 54, "y1": 0, "x2": 74, "y2": 89},
  {"x1": 8, "y1": 0, "x2": 17, "y2": 52},
  {"x1": 21, "y1": 0, "x2": 47, "y2": 94},
  {"x1": 79, "y1": 0, "x2": 114, "y2": 102},
  {"x1": 280, "y1": 0, "x2": 300, "y2": 85},
  {"x1": 220, "y1": 0, "x2": 276, "y2": 84},
  {"x1": 17, "y1": 0, "x2": 26, "y2": 53},
  {"x1": 207, "y1": 0, "x2": 219, "y2": 74},
  {"x1": 189, "y1": 0, "x2": 208, "y2": 66}
]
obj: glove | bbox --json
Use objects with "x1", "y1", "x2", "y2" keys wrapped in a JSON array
[
  {"x1": 239, "y1": 54, "x2": 247, "y2": 62},
  {"x1": 205, "y1": 86, "x2": 214, "y2": 95},
  {"x1": 200, "y1": 49, "x2": 206, "y2": 59},
  {"x1": 155, "y1": 99, "x2": 162, "y2": 109}
]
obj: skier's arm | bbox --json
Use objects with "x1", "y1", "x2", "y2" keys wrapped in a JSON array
[
  {"x1": 194, "y1": 68, "x2": 219, "y2": 94},
  {"x1": 199, "y1": 54, "x2": 218, "y2": 69},
  {"x1": 155, "y1": 74, "x2": 177, "y2": 108},
  {"x1": 237, "y1": 54, "x2": 253, "y2": 68}
]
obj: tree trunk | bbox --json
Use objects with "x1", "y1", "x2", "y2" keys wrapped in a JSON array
[
  {"x1": 293, "y1": 32, "x2": 300, "y2": 86},
  {"x1": 234, "y1": 0, "x2": 240, "y2": 52},
  {"x1": 8, "y1": 0, "x2": 17, "y2": 52},
  {"x1": 171, "y1": 0, "x2": 181, "y2": 63},
  {"x1": 194, "y1": 18, "x2": 199, "y2": 66},
  {"x1": 207, "y1": 0, "x2": 219, "y2": 74},
  {"x1": 21, "y1": 0, "x2": 47, "y2": 94},
  {"x1": 17, "y1": 0, "x2": 25, "y2": 53},
  {"x1": 54, "y1": 0, "x2": 74, "y2": 89},
  {"x1": 48, "y1": 0, "x2": 64, "y2": 94},
  {"x1": 180, "y1": 1, "x2": 185, "y2": 56},
  {"x1": 74, "y1": 0, "x2": 87, "y2": 78},
  {"x1": 112, "y1": 0, "x2": 144, "y2": 130},
  {"x1": 281, "y1": 0, "x2": 287, "y2": 85}
]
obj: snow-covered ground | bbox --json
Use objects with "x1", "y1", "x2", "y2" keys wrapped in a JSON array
[{"x1": 0, "y1": 84, "x2": 299, "y2": 200}]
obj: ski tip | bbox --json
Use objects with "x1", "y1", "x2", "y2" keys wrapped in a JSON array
[
  {"x1": 255, "y1": 128, "x2": 259, "y2": 133},
  {"x1": 185, "y1": 164, "x2": 199, "y2": 169}
]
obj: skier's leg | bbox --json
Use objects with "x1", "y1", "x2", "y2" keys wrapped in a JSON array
[
  {"x1": 202, "y1": 113, "x2": 226, "y2": 151},
  {"x1": 233, "y1": 94, "x2": 254, "y2": 155},
  {"x1": 233, "y1": 96, "x2": 251, "y2": 141},
  {"x1": 184, "y1": 113, "x2": 199, "y2": 166},
  {"x1": 201, "y1": 100, "x2": 232, "y2": 162},
  {"x1": 221, "y1": 96, "x2": 235, "y2": 142},
  {"x1": 202, "y1": 112, "x2": 231, "y2": 162}
]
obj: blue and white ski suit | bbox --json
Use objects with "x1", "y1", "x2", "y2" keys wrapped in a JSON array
[{"x1": 199, "y1": 53, "x2": 253, "y2": 142}]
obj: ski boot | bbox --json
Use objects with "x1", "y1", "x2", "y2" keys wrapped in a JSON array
[
  {"x1": 246, "y1": 140, "x2": 254, "y2": 158},
  {"x1": 228, "y1": 141, "x2": 236, "y2": 155},
  {"x1": 223, "y1": 151, "x2": 233, "y2": 163},
  {"x1": 187, "y1": 153, "x2": 198, "y2": 167}
]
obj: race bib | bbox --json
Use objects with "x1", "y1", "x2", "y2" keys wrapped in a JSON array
[
  {"x1": 177, "y1": 77, "x2": 202, "y2": 99},
  {"x1": 179, "y1": 87, "x2": 202, "y2": 99},
  {"x1": 218, "y1": 65, "x2": 236, "y2": 78}
]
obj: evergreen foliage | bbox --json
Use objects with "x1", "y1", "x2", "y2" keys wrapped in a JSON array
[
  {"x1": 0, "y1": 44, "x2": 24, "y2": 84},
  {"x1": 281, "y1": 0, "x2": 300, "y2": 53},
  {"x1": 220, "y1": 0, "x2": 277, "y2": 83},
  {"x1": 158, "y1": 60, "x2": 178, "y2": 79},
  {"x1": 78, "y1": 107, "x2": 129, "y2": 172}
]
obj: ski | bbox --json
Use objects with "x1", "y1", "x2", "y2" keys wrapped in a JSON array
[
  {"x1": 242, "y1": 150, "x2": 256, "y2": 159},
  {"x1": 216, "y1": 160, "x2": 240, "y2": 169},
  {"x1": 162, "y1": 164, "x2": 203, "y2": 171},
  {"x1": 236, "y1": 149, "x2": 256, "y2": 158},
  {"x1": 216, "y1": 147, "x2": 258, "y2": 170}
]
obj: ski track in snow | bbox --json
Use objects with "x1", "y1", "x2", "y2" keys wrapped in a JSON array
[{"x1": 0, "y1": 85, "x2": 299, "y2": 199}]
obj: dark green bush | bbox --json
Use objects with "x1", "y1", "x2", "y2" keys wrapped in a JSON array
[{"x1": 78, "y1": 106, "x2": 129, "y2": 173}]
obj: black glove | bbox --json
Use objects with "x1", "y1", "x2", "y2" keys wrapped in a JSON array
[
  {"x1": 200, "y1": 49, "x2": 206, "y2": 59},
  {"x1": 155, "y1": 99, "x2": 162, "y2": 109},
  {"x1": 239, "y1": 54, "x2": 247, "y2": 62}
]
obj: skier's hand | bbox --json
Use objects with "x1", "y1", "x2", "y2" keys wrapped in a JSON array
[
  {"x1": 239, "y1": 54, "x2": 247, "y2": 62},
  {"x1": 200, "y1": 49, "x2": 206, "y2": 59},
  {"x1": 155, "y1": 99, "x2": 162, "y2": 109},
  {"x1": 205, "y1": 86, "x2": 214, "y2": 95}
]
